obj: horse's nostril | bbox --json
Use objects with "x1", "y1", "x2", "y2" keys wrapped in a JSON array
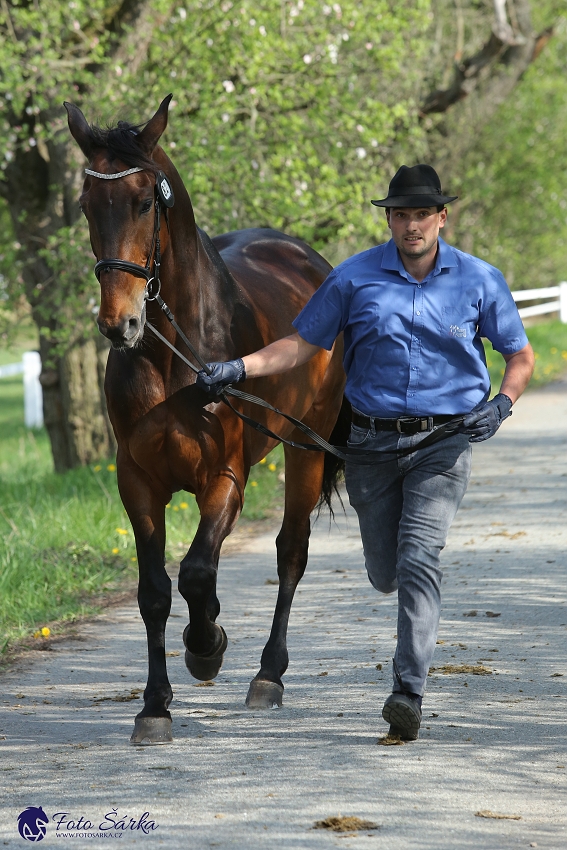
[{"x1": 127, "y1": 316, "x2": 140, "y2": 339}]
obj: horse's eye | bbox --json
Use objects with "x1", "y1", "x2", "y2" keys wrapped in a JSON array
[{"x1": 140, "y1": 199, "x2": 153, "y2": 214}]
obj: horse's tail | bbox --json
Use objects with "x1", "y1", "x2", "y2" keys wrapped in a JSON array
[{"x1": 317, "y1": 394, "x2": 352, "y2": 516}]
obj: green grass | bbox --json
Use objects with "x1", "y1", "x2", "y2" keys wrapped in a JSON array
[
  {"x1": 0, "y1": 365, "x2": 283, "y2": 651},
  {"x1": 484, "y1": 320, "x2": 567, "y2": 391}
]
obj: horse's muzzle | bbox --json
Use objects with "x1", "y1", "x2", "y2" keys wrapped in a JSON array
[{"x1": 98, "y1": 314, "x2": 142, "y2": 349}]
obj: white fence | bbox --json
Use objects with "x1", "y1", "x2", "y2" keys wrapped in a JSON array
[
  {"x1": 512, "y1": 282, "x2": 567, "y2": 322},
  {"x1": 0, "y1": 350, "x2": 43, "y2": 428}
]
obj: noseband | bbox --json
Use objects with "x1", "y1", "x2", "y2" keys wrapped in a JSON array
[{"x1": 88, "y1": 165, "x2": 174, "y2": 301}]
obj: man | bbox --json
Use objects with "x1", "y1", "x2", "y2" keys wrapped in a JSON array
[{"x1": 196, "y1": 164, "x2": 534, "y2": 741}]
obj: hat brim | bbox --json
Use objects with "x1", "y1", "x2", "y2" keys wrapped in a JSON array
[{"x1": 371, "y1": 193, "x2": 458, "y2": 208}]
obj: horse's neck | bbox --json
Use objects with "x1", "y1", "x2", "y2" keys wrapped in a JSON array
[
  {"x1": 160, "y1": 213, "x2": 242, "y2": 364},
  {"x1": 151, "y1": 152, "x2": 242, "y2": 362}
]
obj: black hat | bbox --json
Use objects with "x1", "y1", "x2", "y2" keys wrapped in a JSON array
[{"x1": 371, "y1": 164, "x2": 458, "y2": 208}]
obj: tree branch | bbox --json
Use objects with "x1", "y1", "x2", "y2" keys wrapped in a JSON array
[{"x1": 420, "y1": 0, "x2": 554, "y2": 116}]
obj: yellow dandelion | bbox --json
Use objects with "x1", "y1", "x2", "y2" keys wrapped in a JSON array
[
  {"x1": 562, "y1": 351, "x2": 567, "y2": 360},
  {"x1": 33, "y1": 630, "x2": 41, "y2": 638},
  {"x1": 115, "y1": 528, "x2": 128, "y2": 535},
  {"x1": 173, "y1": 506, "x2": 179, "y2": 512},
  {"x1": 107, "y1": 463, "x2": 116, "y2": 472},
  {"x1": 534, "y1": 352, "x2": 540, "y2": 359},
  {"x1": 179, "y1": 502, "x2": 188, "y2": 510},
  {"x1": 112, "y1": 547, "x2": 119, "y2": 554},
  {"x1": 268, "y1": 463, "x2": 277, "y2": 471},
  {"x1": 259, "y1": 458, "x2": 267, "y2": 465},
  {"x1": 250, "y1": 480, "x2": 258, "y2": 487},
  {"x1": 551, "y1": 347, "x2": 558, "y2": 354},
  {"x1": 166, "y1": 503, "x2": 171, "y2": 509},
  {"x1": 131, "y1": 557, "x2": 137, "y2": 562},
  {"x1": 93, "y1": 465, "x2": 101, "y2": 472},
  {"x1": 41, "y1": 627, "x2": 50, "y2": 637}
]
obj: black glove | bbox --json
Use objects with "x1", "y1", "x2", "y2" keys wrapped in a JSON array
[
  {"x1": 195, "y1": 358, "x2": 246, "y2": 396},
  {"x1": 462, "y1": 393, "x2": 512, "y2": 443}
]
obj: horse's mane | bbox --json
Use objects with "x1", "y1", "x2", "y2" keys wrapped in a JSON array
[{"x1": 88, "y1": 120, "x2": 159, "y2": 173}]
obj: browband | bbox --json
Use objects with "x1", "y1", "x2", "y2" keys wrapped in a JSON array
[{"x1": 85, "y1": 167, "x2": 144, "y2": 180}]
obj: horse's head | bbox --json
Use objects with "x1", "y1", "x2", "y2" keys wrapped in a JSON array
[{"x1": 65, "y1": 95, "x2": 174, "y2": 349}]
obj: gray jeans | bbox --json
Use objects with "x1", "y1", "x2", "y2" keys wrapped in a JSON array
[{"x1": 345, "y1": 421, "x2": 472, "y2": 697}]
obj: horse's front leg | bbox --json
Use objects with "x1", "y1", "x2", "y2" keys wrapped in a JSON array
[
  {"x1": 117, "y1": 457, "x2": 173, "y2": 745},
  {"x1": 246, "y1": 446, "x2": 326, "y2": 709},
  {"x1": 178, "y1": 471, "x2": 243, "y2": 682}
]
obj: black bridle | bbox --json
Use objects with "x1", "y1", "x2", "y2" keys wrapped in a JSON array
[
  {"x1": 90, "y1": 166, "x2": 165, "y2": 304},
  {"x1": 86, "y1": 166, "x2": 466, "y2": 464}
]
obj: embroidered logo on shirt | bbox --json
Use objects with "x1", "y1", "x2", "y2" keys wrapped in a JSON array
[{"x1": 449, "y1": 324, "x2": 467, "y2": 338}]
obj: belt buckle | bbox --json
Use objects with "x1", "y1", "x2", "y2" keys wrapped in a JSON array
[
  {"x1": 396, "y1": 416, "x2": 433, "y2": 434},
  {"x1": 396, "y1": 416, "x2": 416, "y2": 434}
]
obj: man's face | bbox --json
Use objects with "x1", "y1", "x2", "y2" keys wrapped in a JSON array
[{"x1": 386, "y1": 206, "x2": 447, "y2": 261}]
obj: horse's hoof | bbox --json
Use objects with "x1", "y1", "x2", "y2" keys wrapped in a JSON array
[
  {"x1": 130, "y1": 716, "x2": 173, "y2": 745},
  {"x1": 245, "y1": 679, "x2": 284, "y2": 710},
  {"x1": 183, "y1": 625, "x2": 228, "y2": 681}
]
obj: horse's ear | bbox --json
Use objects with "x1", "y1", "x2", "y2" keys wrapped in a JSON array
[
  {"x1": 137, "y1": 94, "x2": 173, "y2": 155},
  {"x1": 64, "y1": 102, "x2": 94, "y2": 159}
]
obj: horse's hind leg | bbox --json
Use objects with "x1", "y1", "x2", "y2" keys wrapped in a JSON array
[{"x1": 246, "y1": 447, "x2": 326, "y2": 709}]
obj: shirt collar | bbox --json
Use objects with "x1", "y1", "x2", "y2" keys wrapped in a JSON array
[{"x1": 381, "y1": 236, "x2": 458, "y2": 280}]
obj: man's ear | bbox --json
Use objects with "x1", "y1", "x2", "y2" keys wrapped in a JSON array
[
  {"x1": 438, "y1": 208, "x2": 448, "y2": 229},
  {"x1": 385, "y1": 209, "x2": 391, "y2": 230}
]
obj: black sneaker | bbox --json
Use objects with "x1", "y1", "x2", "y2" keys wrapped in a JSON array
[{"x1": 382, "y1": 692, "x2": 422, "y2": 741}]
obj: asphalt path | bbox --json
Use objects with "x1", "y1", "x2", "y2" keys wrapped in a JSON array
[{"x1": 1, "y1": 381, "x2": 566, "y2": 848}]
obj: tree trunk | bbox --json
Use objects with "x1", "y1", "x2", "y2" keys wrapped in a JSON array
[
  {"x1": 1, "y1": 118, "x2": 115, "y2": 472},
  {"x1": 40, "y1": 337, "x2": 115, "y2": 473}
]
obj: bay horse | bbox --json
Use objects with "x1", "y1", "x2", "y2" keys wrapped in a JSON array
[{"x1": 65, "y1": 95, "x2": 347, "y2": 744}]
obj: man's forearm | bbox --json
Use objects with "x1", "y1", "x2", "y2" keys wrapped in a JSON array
[
  {"x1": 242, "y1": 332, "x2": 322, "y2": 379},
  {"x1": 499, "y1": 343, "x2": 535, "y2": 403}
]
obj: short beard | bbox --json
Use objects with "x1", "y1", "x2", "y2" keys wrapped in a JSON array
[{"x1": 397, "y1": 240, "x2": 433, "y2": 260}]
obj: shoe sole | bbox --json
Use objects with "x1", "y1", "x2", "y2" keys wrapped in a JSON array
[{"x1": 382, "y1": 696, "x2": 421, "y2": 741}]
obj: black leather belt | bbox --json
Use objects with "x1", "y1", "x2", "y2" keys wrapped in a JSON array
[{"x1": 352, "y1": 410, "x2": 458, "y2": 435}]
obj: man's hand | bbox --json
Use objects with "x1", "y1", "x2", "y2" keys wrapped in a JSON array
[
  {"x1": 196, "y1": 358, "x2": 246, "y2": 396},
  {"x1": 462, "y1": 393, "x2": 512, "y2": 443}
]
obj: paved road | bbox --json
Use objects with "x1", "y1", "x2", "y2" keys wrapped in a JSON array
[{"x1": 1, "y1": 382, "x2": 566, "y2": 849}]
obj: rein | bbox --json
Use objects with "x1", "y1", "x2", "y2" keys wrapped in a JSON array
[{"x1": 86, "y1": 166, "x2": 466, "y2": 465}]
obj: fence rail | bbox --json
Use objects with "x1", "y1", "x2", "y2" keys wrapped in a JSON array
[
  {"x1": 512, "y1": 282, "x2": 567, "y2": 321},
  {"x1": 0, "y1": 361, "x2": 24, "y2": 379}
]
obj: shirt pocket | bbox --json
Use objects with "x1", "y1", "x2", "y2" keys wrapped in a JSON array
[{"x1": 440, "y1": 305, "x2": 476, "y2": 340}]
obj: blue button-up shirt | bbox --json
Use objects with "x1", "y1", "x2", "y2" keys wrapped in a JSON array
[{"x1": 292, "y1": 237, "x2": 528, "y2": 416}]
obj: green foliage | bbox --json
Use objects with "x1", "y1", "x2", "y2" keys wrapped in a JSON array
[
  {"x1": 134, "y1": 0, "x2": 431, "y2": 252},
  {"x1": 0, "y1": 0, "x2": 110, "y2": 158},
  {"x1": 1, "y1": 1, "x2": 433, "y2": 256},
  {"x1": 450, "y1": 12, "x2": 567, "y2": 289}
]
